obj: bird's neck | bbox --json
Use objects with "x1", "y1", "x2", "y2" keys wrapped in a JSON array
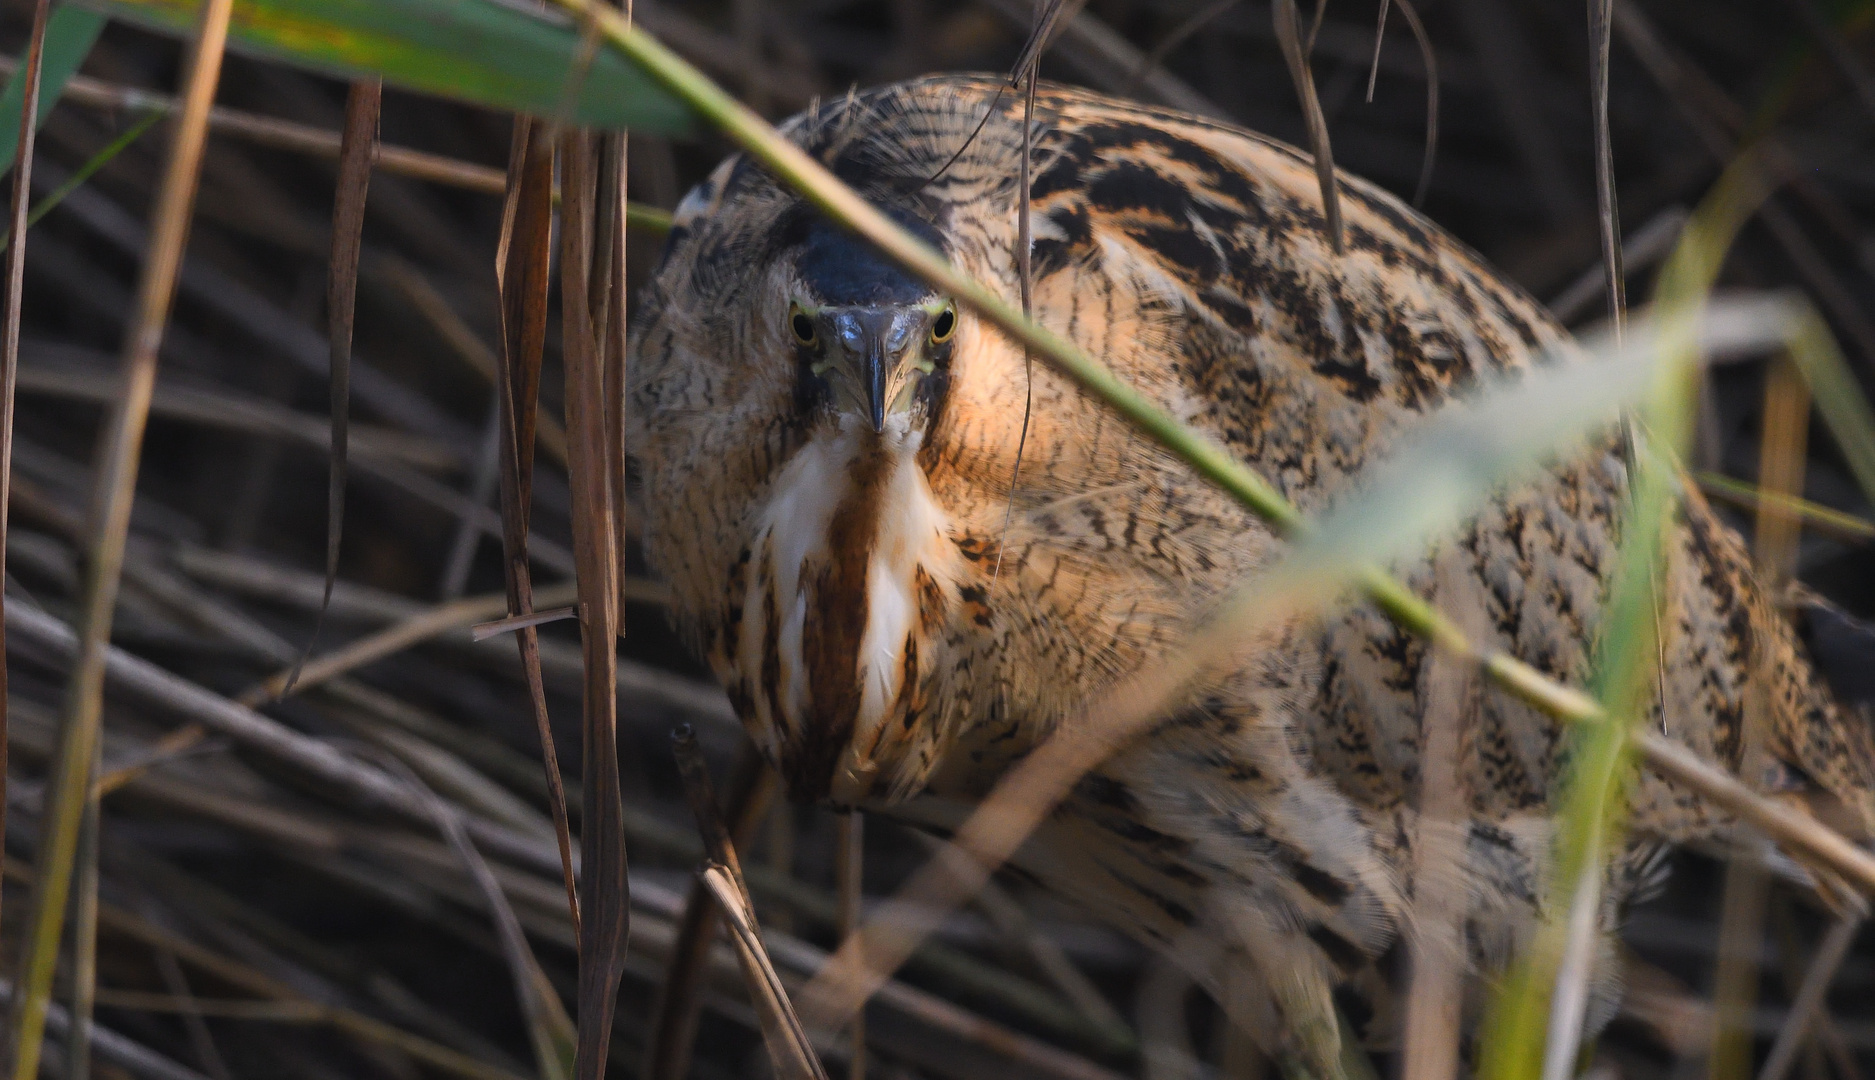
[{"x1": 734, "y1": 416, "x2": 959, "y2": 803}]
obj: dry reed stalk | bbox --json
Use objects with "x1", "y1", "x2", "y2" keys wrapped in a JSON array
[
  {"x1": 4, "y1": 603, "x2": 563, "y2": 879},
  {"x1": 7, "y1": 2, "x2": 234, "y2": 1073},
  {"x1": 372, "y1": 255, "x2": 571, "y2": 466},
  {"x1": 493, "y1": 112, "x2": 580, "y2": 932},
  {"x1": 0, "y1": 0, "x2": 53, "y2": 976},
  {"x1": 148, "y1": 949, "x2": 233, "y2": 1080},
  {"x1": 560, "y1": 126, "x2": 632, "y2": 1080},
  {"x1": 1401, "y1": 556, "x2": 1480, "y2": 1080},
  {"x1": 387, "y1": 755, "x2": 577, "y2": 1079},
  {"x1": 1710, "y1": 355, "x2": 1813, "y2": 1080}
]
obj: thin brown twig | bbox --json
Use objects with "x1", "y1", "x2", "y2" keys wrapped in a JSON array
[
  {"x1": 1589, "y1": 0, "x2": 1626, "y2": 339},
  {"x1": 1273, "y1": 0, "x2": 1343, "y2": 252},
  {"x1": 7, "y1": 2, "x2": 235, "y2": 1073},
  {"x1": 237, "y1": 583, "x2": 579, "y2": 706},
  {"x1": 1387, "y1": 0, "x2": 1438, "y2": 208}
]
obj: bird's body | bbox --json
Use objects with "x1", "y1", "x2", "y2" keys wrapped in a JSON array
[{"x1": 629, "y1": 75, "x2": 1875, "y2": 1069}]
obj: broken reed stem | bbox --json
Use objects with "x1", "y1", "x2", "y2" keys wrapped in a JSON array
[
  {"x1": 0, "y1": 0, "x2": 52, "y2": 958},
  {"x1": 702, "y1": 864, "x2": 832, "y2": 1080},
  {"x1": 670, "y1": 728, "x2": 827, "y2": 1080},
  {"x1": 7, "y1": 1, "x2": 234, "y2": 1074},
  {"x1": 671, "y1": 726, "x2": 750, "y2": 896},
  {"x1": 647, "y1": 741, "x2": 777, "y2": 1080},
  {"x1": 1710, "y1": 354, "x2": 1812, "y2": 1080},
  {"x1": 552, "y1": 6, "x2": 1875, "y2": 1023}
]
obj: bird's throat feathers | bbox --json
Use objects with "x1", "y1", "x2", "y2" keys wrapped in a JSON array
[{"x1": 729, "y1": 415, "x2": 958, "y2": 804}]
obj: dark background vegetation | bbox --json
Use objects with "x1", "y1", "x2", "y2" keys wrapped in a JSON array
[{"x1": 3, "y1": 1, "x2": 1874, "y2": 1078}]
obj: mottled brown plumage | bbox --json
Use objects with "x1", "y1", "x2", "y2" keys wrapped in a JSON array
[{"x1": 628, "y1": 76, "x2": 1875, "y2": 1070}]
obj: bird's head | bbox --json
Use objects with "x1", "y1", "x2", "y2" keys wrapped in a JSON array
[
  {"x1": 780, "y1": 211, "x2": 957, "y2": 439},
  {"x1": 634, "y1": 187, "x2": 981, "y2": 808},
  {"x1": 784, "y1": 296, "x2": 957, "y2": 435}
]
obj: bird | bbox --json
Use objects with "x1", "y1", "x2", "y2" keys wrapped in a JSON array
[{"x1": 626, "y1": 74, "x2": 1875, "y2": 1074}]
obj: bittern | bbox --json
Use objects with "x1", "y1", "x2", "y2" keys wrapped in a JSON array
[{"x1": 628, "y1": 76, "x2": 1875, "y2": 1071}]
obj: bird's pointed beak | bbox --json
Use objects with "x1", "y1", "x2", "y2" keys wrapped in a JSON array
[
  {"x1": 827, "y1": 306, "x2": 926, "y2": 433},
  {"x1": 865, "y1": 339, "x2": 889, "y2": 433}
]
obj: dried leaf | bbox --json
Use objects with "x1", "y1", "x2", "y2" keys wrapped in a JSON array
[
  {"x1": 560, "y1": 127, "x2": 630, "y2": 1080},
  {"x1": 282, "y1": 76, "x2": 381, "y2": 697}
]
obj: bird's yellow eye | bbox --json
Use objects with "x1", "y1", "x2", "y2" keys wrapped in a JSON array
[
  {"x1": 930, "y1": 305, "x2": 957, "y2": 344},
  {"x1": 788, "y1": 304, "x2": 817, "y2": 346}
]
